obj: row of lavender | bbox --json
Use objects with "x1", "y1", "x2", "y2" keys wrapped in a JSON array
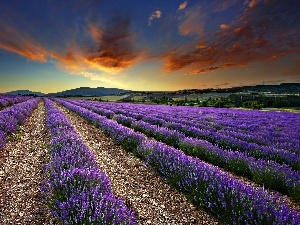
[
  {"x1": 83, "y1": 101, "x2": 300, "y2": 169},
  {"x1": 144, "y1": 103, "x2": 299, "y2": 152},
  {"x1": 0, "y1": 94, "x2": 32, "y2": 110},
  {"x1": 69, "y1": 100, "x2": 300, "y2": 166},
  {"x1": 42, "y1": 98, "x2": 135, "y2": 224},
  {"x1": 56, "y1": 99, "x2": 300, "y2": 224},
  {"x1": 82, "y1": 101, "x2": 300, "y2": 155},
  {"x1": 65, "y1": 99, "x2": 300, "y2": 201},
  {"x1": 0, "y1": 98, "x2": 40, "y2": 151}
]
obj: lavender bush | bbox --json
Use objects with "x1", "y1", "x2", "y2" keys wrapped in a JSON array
[
  {"x1": 73, "y1": 100, "x2": 300, "y2": 156},
  {"x1": 57, "y1": 99, "x2": 300, "y2": 224},
  {"x1": 62, "y1": 100, "x2": 300, "y2": 201},
  {"x1": 0, "y1": 98, "x2": 40, "y2": 151},
  {"x1": 43, "y1": 98, "x2": 136, "y2": 224},
  {"x1": 138, "y1": 140, "x2": 300, "y2": 225},
  {"x1": 0, "y1": 94, "x2": 32, "y2": 109}
]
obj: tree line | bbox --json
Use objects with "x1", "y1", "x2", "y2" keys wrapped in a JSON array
[{"x1": 142, "y1": 94, "x2": 300, "y2": 109}]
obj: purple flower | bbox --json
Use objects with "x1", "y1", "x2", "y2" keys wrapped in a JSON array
[
  {"x1": 0, "y1": 97, "x2": 39, "y2": 150},
  {"x1": 42, "y1": 98, "x2": 136, "y2": 224}
]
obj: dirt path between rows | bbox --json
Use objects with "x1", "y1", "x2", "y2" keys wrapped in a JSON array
[
  {"x1": 0, "y1": 101, "x2": 51, "y2": 224},
  {"x1": 58, "y1": 103, "x2": 218, "y2": 225}
]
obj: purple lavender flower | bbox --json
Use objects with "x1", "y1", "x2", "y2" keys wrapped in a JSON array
[
  {"x1": 59, "y1": 99, "x2": 300, "y2": 224},
  {"x1": 42, "y1": 98, "x2": 136, "y2": 224},
  {"x1": 0, "y1": 97, "x2": 39, "y2": 150}
]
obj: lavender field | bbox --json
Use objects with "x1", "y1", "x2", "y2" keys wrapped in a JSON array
[{"x1": 1, "y1": 95, "x2": 300, "y2": 224}]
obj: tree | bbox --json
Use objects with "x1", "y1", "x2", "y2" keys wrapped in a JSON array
[{"x1": 214, "y1": 100, "x2": 225, "y2": 108}]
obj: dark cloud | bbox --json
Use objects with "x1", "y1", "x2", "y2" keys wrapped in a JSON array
[
  {"x1": 164, "y1": 0, "x2": 300, "y2": 74},
  {"x1": 85, "y1": 15, "x2": 139, "y2": 70}
]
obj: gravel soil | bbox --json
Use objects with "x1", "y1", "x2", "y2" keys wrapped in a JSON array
[
  {"x1": 0, "y1": 101, "x2": 51, "y2": 224},
  {"x1": 58, "y1": 104, "x2": 219, "y2": 225}
]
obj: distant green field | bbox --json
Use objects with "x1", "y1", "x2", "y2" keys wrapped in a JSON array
[
  {"x1": 132, "y1": 96, "x2": 146, "y2": 101},
  {"x1": 173, "y1": 93, "x2": 231, "y2": 101},
  {"x1": 93, "y1": 96, "x2": 127, "y2": 101}
]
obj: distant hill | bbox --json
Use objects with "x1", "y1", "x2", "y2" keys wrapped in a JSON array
[
  {"x1": 222, "y1": 83, "x2": 300, "y2": 94},
  {"x1": 174, "y1": 83, "x2": 300, "y2": 94},
  {"x1": 6, "y1": 90, "x2": 45, "y2": 96},
  {"x1": 5, "y1": 83, "x2": 300, "y2": 97},
  {"x1": 46, "y1": 87, "x2": 131, "y2": 97}
]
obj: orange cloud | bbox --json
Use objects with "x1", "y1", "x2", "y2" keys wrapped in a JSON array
[
  {"x1": 85, "y1": 16, "x2": 140, "y2": 72},
  {"x1": 148, "y1": 10, "x2": 162, "y2": 26},
  {"x1": 196, "y1": 44, "x2": 206, "y2": 49},
  {"x1": 0, "y1": 16, "x2": 143, "y2": 78},
  {"x1": 164, "y1": 0, "x2": 300, "y2": 75},
  {"x1": 189, "y1": 66, "x2": 219, "y2": 75},
  {"x1": 88, "y1": 24, "x2": 102, "y2": 42},
  {"x1": 248, "y1": 0, "x2": 259, "y2": 8},
  {"x1": 0, "y1": 25, "x2": 48, "y2": 62},
  {"x1": 178, "y1": 5, "x2": 206, "y2": 35},
  {"x1": 220, "y1": 24, "x2": 229, "y2": 29},
  {"x1": 178, "y1": 1, "x2": 188, "y2": 10}
]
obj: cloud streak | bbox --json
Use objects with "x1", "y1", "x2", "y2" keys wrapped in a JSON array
[
  {"x1": 148, "y1": 10, "x2": 162, "y2": 26},
  {"x1": 0, "y1": 24, "x2": 48, "y2": 62},
  {"x1": 212, "y1": 0, "x2": 239, "y2": 12},
  {"x1": 178, "y1": 5, "x2": 206, "y2": 35},
  {"x1": 79, "y1": 71, "x2": 127, "y2": 88},
  {"x1": 178, "y1": 1, "x2": 188, "y2": 11}
]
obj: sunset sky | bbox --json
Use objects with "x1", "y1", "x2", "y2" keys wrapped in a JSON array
[{"x1": 0, "y1": 0, "x2": 299, "y2": 93}]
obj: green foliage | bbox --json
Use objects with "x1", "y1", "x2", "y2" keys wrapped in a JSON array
[
  {"x1": 242, "y1": 101, "x2": 264, "y2": 109},
  {"x1": 120, "y1": 136, "x2": 140, "y2": 154},
  {"x1": 9, "y1": 126, "x2": 24, "y2": 141},
  {"x1": 151, "y1": 96, "x2": 172, "y2": 104},
  {"x1": 225, "y1": 158, "x2": 252, "y2": 178},
  {"x1": 213, "y1": 100, "x2": 226, "y2": 108}
]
